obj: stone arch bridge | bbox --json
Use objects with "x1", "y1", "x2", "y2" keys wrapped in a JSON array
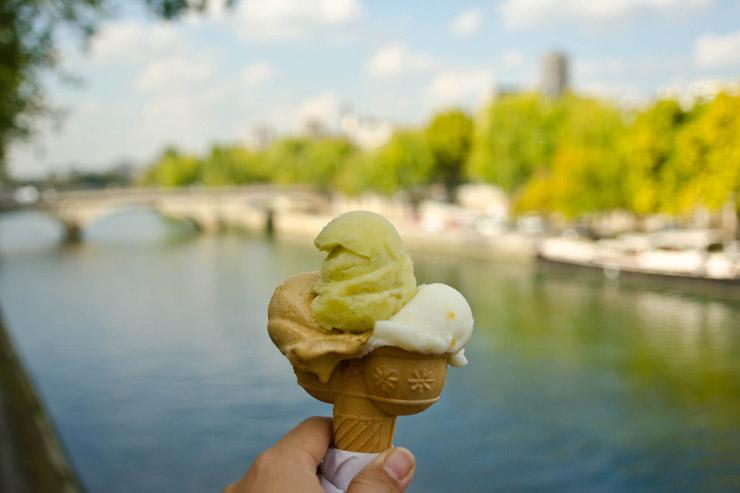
[{"x1": 7, "y1": 185, "x2": 329, "y2": 243}]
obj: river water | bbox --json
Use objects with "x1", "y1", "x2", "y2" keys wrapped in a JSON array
[{"x1": 1, "y1": 210, "x2": 739, "y2": 492}]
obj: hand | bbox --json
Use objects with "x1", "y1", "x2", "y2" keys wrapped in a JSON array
[{"x1": 224, "y1": 417, "x2": 416, "y2": 493}]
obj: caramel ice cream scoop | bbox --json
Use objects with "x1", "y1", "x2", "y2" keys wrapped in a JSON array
[{"x1": 267, "y1": 271, "x2": 370, "y2": 383}]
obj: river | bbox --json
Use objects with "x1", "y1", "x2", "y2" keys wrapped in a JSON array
[{"x1": 1, "y1": 210, "x2": 739, "y2": 492}]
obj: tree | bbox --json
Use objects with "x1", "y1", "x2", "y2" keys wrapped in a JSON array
[
  {"x1": 516, "y1": 95, "x2": 625, "y2": 217},
  {"x1": 143, "y1": 148, "x2": 201, "y2": 187},
  {"x1": 425, "y1": 109, "x2": 473, "y2": 200},
  {"x1": 0, "y1": 1, "x2": 101, "y2": 181},
  {"x1": 261, "y1": 137, "x2": 308, "y2": 185},
  {"x1": 365, "y1": 130, "x2": 434, "y2": 194},
  {"x1": 301, "y1": 137, "x2": 356, "y2": 187},
  {"x1": 618, "y1": 99, "x2": 685, "y2": 215},
  {"x1": 0, "y1": 0, "x2": 224, "y2": 182},
  {"x1": 200, "y1": 145, "x2": 271, "y2": 186},
  {"x1": 467, "y1": 93, "x2": 558, "y2": 192},
  {"x1": 261, "y1": 136, "x2": 355, "y2": 187},
  {"x1": 331, "y1": 151, "x2": 375, "y2": 196},
  {"x1": 667, "y1": 93, "x2": 740, "y2": 214}
]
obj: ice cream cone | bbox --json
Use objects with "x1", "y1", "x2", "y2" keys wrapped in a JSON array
[
  {"x1": 295, "y1": 347, "x2": 449, "y2": 453},
  {"x1": 268, "y1": 211, "x2": 474, "y2": 459}
]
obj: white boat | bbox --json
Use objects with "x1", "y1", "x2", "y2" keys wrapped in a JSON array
[{"x1": 538, "y1": 230, "x2": 740, "y2": 284}]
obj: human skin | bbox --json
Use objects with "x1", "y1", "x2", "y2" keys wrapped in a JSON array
[{"x1": 223, "y1": 417, "x2": 416, "y2": 493}]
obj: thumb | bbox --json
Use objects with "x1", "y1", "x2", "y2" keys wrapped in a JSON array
[{"x1": 347, "y1": 447, "x2": 415, "y2": 493}]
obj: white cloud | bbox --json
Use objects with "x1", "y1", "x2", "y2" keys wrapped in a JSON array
[
  {"x1": 91, "y1": 20, "x2": 180, "y2": 60},
  {"x1": 500, "y1": 49, "x2": 525, "y2": 68},
  {"x1": 136, "y1": 56, "x2": 215, "y2": 93},
  {"x1": 240, "y1": 61, "x2": 275, "y2": 87},
  {"x1": 695, "y1": 31, "x2": 740, "y2": 68},
  {"x1": 500, "y1": 0, "x2": 713, "y2": 29},
  {"x1": 575, "y1": 56, "x2": 689, "y2": 84},
  {"x1": 578, "y1": 81, "x2": 650, "y2": 106},
  {"x1": 659, "y1": 78, "x2": 740, "y2": 106},
  {"x1": 575, "y1": 58, "x2": 629, "y2": 80},
  {"x1": 136, "y1": 88, "x2": 230, "y2": 147},
  {"x1": 450, "y1": 8, "x2": 483, "y2": 37},
  {"x1": 366, "y1": 43, "x2": 436, "y2": 79},
  {"x1": 9, "y1": 16, "x2": 261, "y2": 178},
  {"x1": 233, "y1": 0, "x2": 362, "y2": 41},
  {"x1": 573, "y1": 56, "x2": 695, "y2": 104},
  {"x1": 424, "y1": 68, "x2": 495, "y2": 108},
  {"x1": 92, "y1": 17, "x2": 223, "y2": 97}
]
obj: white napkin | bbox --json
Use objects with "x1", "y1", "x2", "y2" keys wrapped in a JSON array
[{"x1": 319, "y1": 448, "x2": 378, "y2": 493}]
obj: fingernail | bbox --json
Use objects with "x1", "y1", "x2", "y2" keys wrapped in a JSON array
[{"x1": 383, "y1": 447, "x2": 414, "y2": 483}]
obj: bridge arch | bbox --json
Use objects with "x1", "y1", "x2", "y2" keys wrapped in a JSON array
[
  {"x1": 7, "y1": 186, "x2": 329, "y2": 244},
  {"x1": 39, "y1": 202, "x2": 204, "y2": 244}
]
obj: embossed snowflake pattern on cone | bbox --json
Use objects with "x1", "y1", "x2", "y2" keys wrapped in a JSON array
[{"x1": 296, "y1": 346, "x2": 449, "y2": 453}]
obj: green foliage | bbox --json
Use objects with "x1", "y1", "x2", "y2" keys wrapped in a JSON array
[
  {"x1": 331, "y1": 151, "x2": 375, "y2": 196},
  {"x1": 142, "y1": 0, "x2": 212, "y2": 19},
  {"x1": 365, "y1": 130, "x2": 434, "y2": 194},
  {"x1": 139, "y1": 92, "x2": 740, "y2": 225},
  {"x1": 301, "y1": 137, "x2": 356, "y2": 187},
  {"x1": 200, "y1": 145, "x2": 270, "y2": 186},
  {"x1": 262, "y1": 136, "x2": 355, "y2": 187},
  {"x1": 513, "y1": 95, "x2": 625, "y2": 217},
  {"x1": 425, "y1": 110, "x2": 473, "y2": 193},
  {"x1": 619, "y1": 99, "x2": 686, "y2": 215},
  {"x1": 468, "y1": 93, "x2": 558, "y2": 191},
  {"x1": 326, "y1": 131, "x2": 437, "y2": 196},
  {"x1": 0, "y1": 0, "x2": 105, "y2": 180},
  {"x1": 143, "y1": 148, "x2": 201, "y2": 187},
  {"x1": 667, "y1": 93, "x2": 740, "y2": 213},
  {"x1": 516, "y1": 93, "x2": 740, "y2": 219},
  {"x1": 144, "y1": 137, "x2": 358, "y2": 189}
]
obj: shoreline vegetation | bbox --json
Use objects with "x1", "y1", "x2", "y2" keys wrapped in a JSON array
[{"x1": 138, "y1": 92, "x2": 740, "y2": 229}]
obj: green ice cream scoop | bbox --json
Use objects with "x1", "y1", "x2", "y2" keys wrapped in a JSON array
[{"x1": 311, "y1": 210, "x2": 417, "y2": 333}]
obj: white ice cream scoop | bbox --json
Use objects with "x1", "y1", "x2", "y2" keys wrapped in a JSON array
[{"x1": 369, "y1": 283, "x2": 474, "y2": 366}]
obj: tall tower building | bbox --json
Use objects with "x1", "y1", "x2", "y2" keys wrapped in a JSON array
[{"x1": 540, "y1": 51, "x2": 570, "y2": 99}]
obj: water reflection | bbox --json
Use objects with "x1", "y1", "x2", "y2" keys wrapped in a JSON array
[
  {"x1": 0, "y1": 212, "x2": 738, "y2": 492},
  {"x1": 0, "y1": 208, "x2": 198, "y2": 255},
  {"x1": 0, "y1": 210, "x2": 63, "y2": 252}
]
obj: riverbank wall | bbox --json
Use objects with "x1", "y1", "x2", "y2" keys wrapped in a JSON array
[
  {"x1": 0, "y1": 309, "x2": 82, "y2": 492},
  {"x1": 272, "y1": 211, "x2": 539, "y2": 261}
]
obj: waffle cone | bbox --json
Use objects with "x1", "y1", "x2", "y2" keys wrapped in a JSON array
[
  {"x1": 296, "y1": 347, "x2": 449, "y2": 453},
  {"x1": 332, "y1": 359, "x2": 396, "y2": 452}
]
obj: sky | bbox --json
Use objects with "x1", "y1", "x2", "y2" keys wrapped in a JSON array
[{"x1": 9, "y1": 0, "x2": 740, "y2": 178}]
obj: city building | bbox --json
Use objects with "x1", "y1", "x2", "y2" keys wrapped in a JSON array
[
  {"x1": 245, "y1": 124, "x2": 275, "y2": 150},
  {"x1": 339, "y1": 110, "x2": 393, "y2": 150},
  {"x1": 540, "y1": 51, "x2": 570, "y2": 99},
  {"x1": 302, "y1": 118, "x2": 329, "y2": 139}
]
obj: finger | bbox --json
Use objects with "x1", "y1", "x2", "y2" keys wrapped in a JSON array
[
  {"x1": 347, "y1": 447, "x2": 415, "y2": 493},
  {"x1": 272, "y1": 416, "x2": 333, "y2": 467}
]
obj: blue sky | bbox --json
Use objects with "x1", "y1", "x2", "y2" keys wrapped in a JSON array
[{"x1": 9, "y1": 0, "x2": 740, "y2": 178}]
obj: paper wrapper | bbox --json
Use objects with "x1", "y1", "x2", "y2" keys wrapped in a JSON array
[{"x1": 319, "y1": 448, "x2": 377, "y2": 493}]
